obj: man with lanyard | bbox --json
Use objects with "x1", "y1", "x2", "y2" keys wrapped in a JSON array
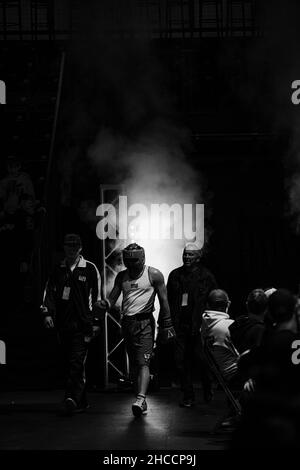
[
  {"x1": 167, "y1": 243, "x2": 217, "y2": 407},
  {"x1": 41, "y1": 233, "x2": 102, "y2": 415},
  {"x1": 97, "y1": 243, "x2": 176, "y2": 417}
]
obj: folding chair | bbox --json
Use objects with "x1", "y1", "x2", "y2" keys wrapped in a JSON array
[{"x1": 202, "y1": 335, "x2": 242, "y2": 433}]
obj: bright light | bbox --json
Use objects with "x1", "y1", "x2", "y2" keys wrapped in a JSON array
[{"x1": 127, "y1": 213, "x2": 185, "y2": 279}]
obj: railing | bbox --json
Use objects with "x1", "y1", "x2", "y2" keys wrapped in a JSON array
[{"x1": 0, "y1": 0, "x2": 261, "y2": 41}]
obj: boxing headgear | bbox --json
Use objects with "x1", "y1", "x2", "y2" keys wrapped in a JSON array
[{"x1": 122, "y1": 243, "x2": 145, "y2": 265}]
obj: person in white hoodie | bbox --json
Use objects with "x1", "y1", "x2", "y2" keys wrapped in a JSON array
[{"x1": 201, "y1": 289, "x2": 239, "y2": 382}]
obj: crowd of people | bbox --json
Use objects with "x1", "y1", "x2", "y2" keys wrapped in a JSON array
[
  {"x1": 230, "y1": 288, "x2": 300, "y2": 447},
  {"x1": 196, "y1": 282, "x2": 300, "y2": 447},
  {"x1": 40, "y1": 231, "x2": 300, "y2": 451}
]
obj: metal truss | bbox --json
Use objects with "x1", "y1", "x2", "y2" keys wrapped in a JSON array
[{"x1": 99, "y1": 184, "x2": 129, "y2": 388}]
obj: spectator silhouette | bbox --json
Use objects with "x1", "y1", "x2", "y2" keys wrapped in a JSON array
[
  {"x1": 229, "y1": 289, "x2": 267, "y2": 354},
  {"x1": 232, "y1": 289, "x2": 300, "y2": 448}
]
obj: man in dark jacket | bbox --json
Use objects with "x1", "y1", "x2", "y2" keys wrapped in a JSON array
[
  {"x1": 232, "y1": 289, "x2": 300, "y2": 448},
  {"x1": 41, "y1": 233, "x2": 102, "y2": 415},
  {"x1": 167, "y1": 243, "x2": 217, "y2": 407},
  {"x1": 229, "y1": 289, "x2": 267, "y2": 354}
]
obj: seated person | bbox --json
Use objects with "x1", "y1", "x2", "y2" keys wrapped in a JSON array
[
  {"x1": 252, "y1": 289, "x2": 300, "y2": 393},
  {"x1": 201, "y1": 289, "x2": 239, "y2": 382},
  {"x1": 231, "y1": 289, "x2": 300, "y2": 448},
  {"x1": 229, "y1": 289, "x2": 267, "y2": 354}
]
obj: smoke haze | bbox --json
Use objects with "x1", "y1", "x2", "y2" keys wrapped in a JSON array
[{"x1": 58, "y1": 1, "x2": 209, "y2": 296}]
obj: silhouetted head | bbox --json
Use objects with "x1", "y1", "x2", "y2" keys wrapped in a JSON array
[
  {"x1": 182, "y1": 243, "x2": 202, "y2": 271},
  {"x1": 246, "y1": 289, "x2": 268, "y2": 316},
  {"x1": 63, "y1": 233, "x2": 82, "y2": 263},
  {"x1": 268, "y1": 289, "x2": 296, "y2": 324},
  {"x1": 207, "y1": 289, "x2": 230, "y2": 313}
]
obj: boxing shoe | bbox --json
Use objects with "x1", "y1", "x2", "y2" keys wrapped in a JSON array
[{"x1": 132, "y1": 395, "x2": 147, "y2": 417}]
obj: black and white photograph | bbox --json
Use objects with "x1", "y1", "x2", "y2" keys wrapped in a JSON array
[{"x1": 1, "y1": 0, "x2": 300, "y2": 459}]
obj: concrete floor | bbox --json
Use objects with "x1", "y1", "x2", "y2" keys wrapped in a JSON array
[{"x1": 0, "y1": 388, "x2": 232, "y2": 450}]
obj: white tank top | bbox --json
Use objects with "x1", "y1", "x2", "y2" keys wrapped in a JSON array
[{"x1": 121, "y1": 266, "x2": 155, "y2": 317}]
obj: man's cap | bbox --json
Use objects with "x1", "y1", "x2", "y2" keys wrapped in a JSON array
[
  {"x1": 64, "y1": 233, "x2": 82, "y2": 246},
  {"x1": 264, "y1": 287, "x2": 277, "y2": 298},
  {"x1": 183, "y1": 243, "x2": 202, "y2": 254}
]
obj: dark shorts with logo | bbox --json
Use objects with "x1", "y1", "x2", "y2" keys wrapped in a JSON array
[{"x1": 121, "y1": 313, "x2": 155, "y2": 368}]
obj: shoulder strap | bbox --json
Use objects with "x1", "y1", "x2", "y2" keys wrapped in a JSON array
[{"x1": 148, "y1": 266, "x2": 155, "y2": 287}]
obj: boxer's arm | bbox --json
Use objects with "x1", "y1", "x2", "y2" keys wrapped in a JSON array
[{"x1": 149, "y1": 267, "x2": 176, "y2": 343}]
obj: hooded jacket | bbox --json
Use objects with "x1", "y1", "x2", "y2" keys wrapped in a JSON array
[
  {"x1": 201, "y1": 310, "x2": 235, "y2": 346},
  {"x1": 201, "y1": 309, "x2": 239, "y2": 380}
]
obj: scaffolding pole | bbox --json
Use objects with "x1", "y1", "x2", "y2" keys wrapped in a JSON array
[{"x1": 99, "y1": 184, "x2": 129, "y2": 389}]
